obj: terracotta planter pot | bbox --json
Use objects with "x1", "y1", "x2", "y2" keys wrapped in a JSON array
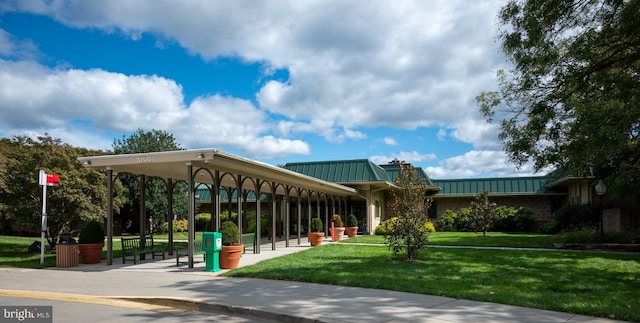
[
  {"x1": 333, "y1": 227, "x2": 345, "y2": 241},
  {"x1": 308, "y1": 232, "x2": 324, "y2": 246},
  {"x1": 78, "y1": 243, "x2": 104, "y2": 264},
  {"x1": 346, "y1": 227, "x2": 358, "y2": 238},
  {"x1": 220, "y1": 244, "x2": 243, "y2": 269}
]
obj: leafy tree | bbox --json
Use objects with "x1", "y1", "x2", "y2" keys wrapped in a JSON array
[
  {"x1": 112, "y1": 129, "x2": 187, "y2": 233},
  {"x1": 0, "y1": 135, "x2": 123, "y2": 246},
  {"x1": 469, "y1": 189, "x2": 497, "y2": 237},
  {"x1": 385, "y1": 164, "x2": 432, "y2": 261},
  {"x1": 477, "y1": 0, "x2": 640, "y2": 198}
]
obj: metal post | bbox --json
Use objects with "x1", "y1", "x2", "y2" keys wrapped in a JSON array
[
  {"x1": 106, "y1": 168, "x2": 113, "y2": 265},
  {"x1": 40, "y1": 182, "x2": 47, "y2": 265},
  {"x1": 600, "y1": 194, "x2": 604, "y2": 237}
]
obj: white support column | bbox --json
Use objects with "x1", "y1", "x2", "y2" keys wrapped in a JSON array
[
  {"x1": 106, "y1": 168, "x2": 113, "y2": 265},
  {"x1": 187, "y1": 163, "x2": 195, "y2": 268}
]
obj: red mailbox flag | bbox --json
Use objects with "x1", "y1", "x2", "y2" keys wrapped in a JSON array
[{"x1": 46, "y1": 174, "x2": 60, "y2": 186}]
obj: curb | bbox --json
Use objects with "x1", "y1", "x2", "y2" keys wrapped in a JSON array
[
  {"x1": 198, "y1": 302, "x2": 327, "y2": 323},
  {"x1": 0, "y1": 289, "x2": 325, "y2": 322}
]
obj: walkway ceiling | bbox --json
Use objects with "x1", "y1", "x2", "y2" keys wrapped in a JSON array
[{"x1": 77, "y1": 149, "x2": 358, "y2": 197}]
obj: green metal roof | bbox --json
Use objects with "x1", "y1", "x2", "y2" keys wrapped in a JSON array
[
  {"x1": 431, "y1": 177, "x2": 555, "y2": 195},
  {"x1": 379, "y1": 164, "x2": 435, "y2": 186},
  {"x1": 283, "y1": 159, "x2": 391, "y2": 183}
]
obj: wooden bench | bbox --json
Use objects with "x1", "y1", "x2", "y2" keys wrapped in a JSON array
[
  {"x1": 175, "y1": 240, "x2": 205, "y2": 267},
  {"x1": 121, "y1": 234, "x2": 165, "y2": 264},
  {"x1": 242, "y1": 233, "x2": 256, "y2": 253}
]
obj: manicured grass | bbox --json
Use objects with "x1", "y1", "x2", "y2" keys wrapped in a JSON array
[
  {"x1": 0, "y1": 235, "x2": 126, "y2": 268},
  {"x1": 0, "y1": 235, "x2": 57, "y2": 268},
  {"x1": 341, "y1": 232, "x2": 557, "y2": 248},
  {"x1": 0, "y1": 232, "x2": 198, "y2": 268},
  {"x1": 227, "y1": 243, "x2": 640, "y2": 321}
]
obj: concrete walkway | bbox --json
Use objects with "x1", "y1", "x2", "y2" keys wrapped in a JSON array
[{"x1": 0, "y1": 238, "x2": 621, "y2": 322}]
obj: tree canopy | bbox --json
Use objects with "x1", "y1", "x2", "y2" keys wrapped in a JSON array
[
  {"x1": 478, "y1": 0, "x2": 640, "y2": 198},
  {"x1": 0, "y1": 135, "x2": 122, "y2": 245},
  {"x1": 112, "y1": 129, "x2": 187, "y2": 233}
]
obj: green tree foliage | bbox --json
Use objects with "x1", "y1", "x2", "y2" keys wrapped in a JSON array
[
  {"x1": 0, "y1": 135, "x2": 122, "y2": 246},
  {"x1": 111, "y1": 129, "x2": 187, "y2": 233},
  {"x1": 493, "y1": 206, "x2": 535, "y2": 232},
  {"x1": 385, "y1": 165, "x2": 432, "y2": 261},
  {"x1": 478, "y1": 0, "x2": 640, "y2": 198},
  {"x1": 469, "y1": 189, "x2": 497, "y2": 237}
]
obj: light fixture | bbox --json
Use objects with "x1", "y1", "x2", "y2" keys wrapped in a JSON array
[
  {"x1": 196, "y1": 153, "x2": 205, "y2": 159},
  {"x1": 595, "y1": 179, "x2": 607, "y2": 196},
  {"x1": 83, "y1": 160, "x2": 91, "y2": 165}
]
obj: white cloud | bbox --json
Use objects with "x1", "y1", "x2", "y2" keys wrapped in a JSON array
[
  {"x1": 383, "y1": 137, "x2": 398, "y2": 146},
  {"x1": 3, "y1": 0, "x2": 506, "y2": 150},
  {"x1": 0, "y1": 59, "x2": 309, "y2": 158},
  {"x1": 425, "y1": 150, "x2": 543, "y2": 179},
  {"x1": 0, "y1": 1, "x2": 536, "y2": 179},
  {"x1": 0, "y1": 60, "x2": 185, "y2": 131}
]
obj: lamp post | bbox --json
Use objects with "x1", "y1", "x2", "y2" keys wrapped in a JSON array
[{"x1": 595, "y1": 179, "x2": 607, "y2": 237}]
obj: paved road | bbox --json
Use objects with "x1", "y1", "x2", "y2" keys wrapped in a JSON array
[
  {"x1": 0, "y1": 295, "x2": 280, "y2": 322},
  {"x1": 0, "y1": 239, "x2": 624, "y2": 322}
]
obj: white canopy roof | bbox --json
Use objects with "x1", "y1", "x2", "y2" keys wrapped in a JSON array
[{"x1": 78, "y1": 148, "x2": 358, "y2": 197}]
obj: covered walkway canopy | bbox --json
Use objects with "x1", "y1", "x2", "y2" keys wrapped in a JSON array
[{"x1": 78, "y1": 148, "x2": 358, "y2": 268}]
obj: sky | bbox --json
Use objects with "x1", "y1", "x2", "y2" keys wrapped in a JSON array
[{"x1": 0, "y1": 1, "x2": 542, "y2": 179}]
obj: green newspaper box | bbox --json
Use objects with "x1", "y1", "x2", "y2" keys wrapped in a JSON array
[{"x1": 202, "y1": 231, "x2": 222, "y2": 272}]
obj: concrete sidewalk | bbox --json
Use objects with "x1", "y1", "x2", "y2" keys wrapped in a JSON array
[{"x1": 0, "y1": 238, "x2": 621, "y2": 322}]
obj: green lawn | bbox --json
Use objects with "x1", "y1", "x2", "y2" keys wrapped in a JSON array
[
  {"x1": 0, "y1": 233, "x2": 199, "y2": 268},
  {"x1": 341, "y1": 232, "x2": 557, "y2": 248},
  {"x1": 227, "y1": 243, "x2": 640, "y2": 321},
  {"x1": 3, "y1": 232, "x2": 639, "y2": 320}
]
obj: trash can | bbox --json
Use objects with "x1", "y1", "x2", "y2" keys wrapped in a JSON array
[
  {"x1": 202, "y1": 231, "x2": 222, "y2": 272},
  {"x1": 56, "y1": 244, "x2": 79, "y2": 268}
]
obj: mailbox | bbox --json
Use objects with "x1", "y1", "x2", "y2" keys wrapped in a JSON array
[{"x1": 202, "y1": 231, "x2": 221, "y2": 272}]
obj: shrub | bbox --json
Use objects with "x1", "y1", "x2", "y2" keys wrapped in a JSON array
[
  {"x1": 78, "y1": 220, "x2": 105, "y2": 244},
  {"x1": 195, "y1": 213, "x2": 212, "y2": 231},
  {"x1": 162, "y1": 219, "x2": 188, "y2": 233},
  {"x1": 220, "y1": 221, "x2": 240, "y2": 245},
  {"x1": 376, "y1": 217, "x2": 435, "y2": 235},
  {"x1": 424, "y1": 221, "x2": 436, "y2": 233},
  {"x1": 556, "y1": 226, "x2": 599, "y2": 243},
  {"x1": 553, "y1": 204, "x2": 599, "y2": 232},
  {"x1": 247, "y1": 214, "x2": 269, "y2": 235},
  {"x1": 437, "y1": 210, "x2": 458, "y2": 232},
  {"x1": 556, "y1": 226, "x2": 633, "y2": 244},
  {"x1": 310, "y1": 217, "x2": 323, "y2": 232},
  {"x1": 540, "y1": 221, "x2": 559, "y2": 234},
  {"x1": 220, "y1": 210, "x2": 238, "y2": 224},
  {"x1": 375, "y1": 217, "x2": 399, "y2": 235},
  {"x1": 455, "y1": 207, "x2": 473, "y2": 231},
  {"x1": 332, "y1": 214, "x2": 344, "y2": 227},
  {"x1": 494, "y1": 206, "x2": 535, "y2": 232},
  {"x1": 437, "y1": 208, "x2": 473, "y2": 232},
  {"x1": 347, "y1": 214, "x2": 358, "y2": 227}
]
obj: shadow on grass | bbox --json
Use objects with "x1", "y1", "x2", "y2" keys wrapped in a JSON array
[{"x1": 227, "y1": 244, "x2": 640, "y2": 321}]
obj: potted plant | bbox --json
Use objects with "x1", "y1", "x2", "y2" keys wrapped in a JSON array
[
  {"x1": 78, "y1": 219, "x2": 105, "y2": 264},
  {"x1": 308, "y1": 217, "x2": 324, "y2": 246},
  {"x1": 332, "y1": 214, "x2": 345, "y2": 241},
  {"x1": 346, "y1": 214, "x2": 358, "y2": 238},
  {"x1": 219, "y1": 221, "x2": 243, "y2": 269}
]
